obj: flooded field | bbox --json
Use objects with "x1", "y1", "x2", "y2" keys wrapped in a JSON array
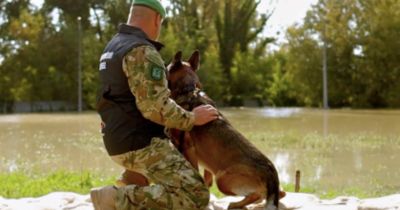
[{"x1": 0, "y1": 108, "x2": 399, "y2": 197}]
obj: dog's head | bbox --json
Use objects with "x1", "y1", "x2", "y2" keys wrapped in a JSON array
[{"x1": 167, "y1": 51, "x2": 202, "y2": 99}]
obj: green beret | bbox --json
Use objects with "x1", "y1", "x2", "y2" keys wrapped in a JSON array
[{"x1": 133, "y1": 0, "x2": 166, "y2": 19}]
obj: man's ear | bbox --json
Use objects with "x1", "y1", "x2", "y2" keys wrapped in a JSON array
[
  {"x1": 155, "y1": 14, "x2": 162, "y2": 27},
  {"x1": 188, "y1": 50, "x2": 200, "y2": 71}
]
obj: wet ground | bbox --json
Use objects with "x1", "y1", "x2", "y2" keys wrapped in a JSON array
[{"x1": 1, "y1": 108, "x2": 399, "y2": 196}]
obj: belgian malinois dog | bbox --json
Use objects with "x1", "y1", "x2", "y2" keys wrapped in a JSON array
[{"x1": 166, "y1": 50, "x2": 281, "y2": 210}]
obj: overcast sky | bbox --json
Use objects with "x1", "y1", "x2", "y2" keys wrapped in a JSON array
[{"x1": 260, "y1": 0, "x2": 318, "y2": 39}]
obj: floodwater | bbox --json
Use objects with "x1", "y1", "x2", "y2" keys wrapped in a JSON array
[{"x1": 0, "y1": 108, "x2": 399, "y2": 196}]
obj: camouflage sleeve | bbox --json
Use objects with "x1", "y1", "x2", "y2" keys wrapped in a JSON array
[{"x1": 122, "y1": 46, "x2": 195, "y2": 131}]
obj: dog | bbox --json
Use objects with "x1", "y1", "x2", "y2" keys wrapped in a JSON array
[{"x1": 166, "y1": 50, "x2": 282, "y2": 210}]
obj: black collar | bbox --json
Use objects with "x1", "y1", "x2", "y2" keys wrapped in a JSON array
[{"x1": 118, "y1": 24, "x2": 165, "y2": 51}]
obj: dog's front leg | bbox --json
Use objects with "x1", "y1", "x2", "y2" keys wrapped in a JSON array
[
  {"x1": 182, "y1": 132, "x2": 199, "y2": 170},
  {"x1": 204, "y1": 169, "x2": 213, "y2": 188}
]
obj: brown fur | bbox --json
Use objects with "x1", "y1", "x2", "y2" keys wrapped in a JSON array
[{"x1": 166, "y1": 51, "x2": 282, "y2": 209}]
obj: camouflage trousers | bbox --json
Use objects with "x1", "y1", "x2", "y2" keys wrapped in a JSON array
[{"x1": 111, "y1": 138, "x2": 210, "y2": 210}]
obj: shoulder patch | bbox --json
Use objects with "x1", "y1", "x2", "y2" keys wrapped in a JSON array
[
  {"x1": 150, "y1": 65, "x2": 164, "y2": 80},
  {"x1": 144, "y1": 47, "x2": 165, "y2": 67},
  {"x1": 142, "y1": 46, "x2": 166, "y2": 81}
]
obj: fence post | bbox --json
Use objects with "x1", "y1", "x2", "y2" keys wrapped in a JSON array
[{"x1": 295, "y1": 170, "x2": 301, "y2": 192}]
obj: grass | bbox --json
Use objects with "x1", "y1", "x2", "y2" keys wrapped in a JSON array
[
  {"x1": 0, "y1": 170, "x2": 116, "y2": 198},
  {"x1": 0, "y1": 171, "x2": 320, "y2": 199},
  {"x1": 1, "y1": 170, "x2": 395, "y2": 200}
]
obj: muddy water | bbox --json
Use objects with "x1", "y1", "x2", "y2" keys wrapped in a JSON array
[{"x1": 0, "y1": 109, "x2": 399, "y2": 196}]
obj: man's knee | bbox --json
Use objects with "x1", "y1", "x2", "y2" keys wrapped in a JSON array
[
  {"x1": 189, "y1": 183, "x2": 210, "y2": 210},
  {"x1": 196, "y1": 186, "x2": 210, "y2": 209}
]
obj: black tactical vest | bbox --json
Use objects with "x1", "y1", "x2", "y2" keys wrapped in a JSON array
[{"x1": 97, "y1": 24, "x2": 167, "y2": 156}]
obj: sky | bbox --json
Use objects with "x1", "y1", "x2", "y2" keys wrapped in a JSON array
[
  {"x1": 259, "y1": 0, "x2": 318, "y2": 43},
  {"x1": 30, "y1": 0, "x2": 318, "y2": 43}
]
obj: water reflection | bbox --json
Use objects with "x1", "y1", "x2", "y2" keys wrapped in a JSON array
[
  {"x1": 323, "y1": 110, "x2": 329, "y2": 137},
  {"x1": 259, "y1": 108, "x2": 301, "y2": 118},
  {"x1": 314, "y1": 165, "x2": 322, "y2": 181},
  {"x1": 273, "y1": 152, "x2": 291, "y2": 183},
  {"x1": 353, "y1": 147, "x2": 363, "y2": 171},
  {"x1": 1, "y1": 109, "x2": 400, "y2": 195}
]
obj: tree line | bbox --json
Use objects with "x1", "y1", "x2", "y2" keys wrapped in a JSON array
[{"x1": 0, "y1": 0, "x2": 399, "y2": 112}]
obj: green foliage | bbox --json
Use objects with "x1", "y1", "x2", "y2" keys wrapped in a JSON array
[
  {"x1": 281, "y1": 0, "x2": 400, "y2": 108},
  {"x1": 226, "y1": 51, "x2": 272, "y2": 106},
  {"x1": 167, "y1": 0, "x2": 219, "y2": 54},
  {"x1": 196, "y1": 45, "x2": 225, "y2": 101},
  {"x1": 215, "y1": 0, "x2": 273, "y2": 105},
  {"x1": 284, "y1": 26, "x2": 323, "y2": 106},
  {"x1": 264, "y1": 50, "x2": 299, "y2": 106},
  {"x1": 0, "y1": 0, "x2": 399, "y2": 111}
]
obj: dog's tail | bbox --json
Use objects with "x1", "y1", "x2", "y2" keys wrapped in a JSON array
[
  {"x1": 264, "y1": 184, "x2": 279, "y2": 210},
  {"x1": 264, "y1": 165, "x2": 280, "y2": 210}
]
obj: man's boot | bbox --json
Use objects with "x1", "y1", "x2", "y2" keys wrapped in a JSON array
[{"x1": 90, "y1": 185, "x2": 117, "y2": 210}]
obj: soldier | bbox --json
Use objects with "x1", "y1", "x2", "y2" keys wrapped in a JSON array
[{"x1": 91, "y1": 0, "x2": 219, "y2": 209}]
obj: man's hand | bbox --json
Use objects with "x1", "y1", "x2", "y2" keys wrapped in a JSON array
[{"x1": 193, "y1": 105, "x2": 219, "y2": 126}]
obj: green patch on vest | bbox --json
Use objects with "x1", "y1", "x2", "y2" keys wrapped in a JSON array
[{"x1": 150, "y1": 65, "x2": 164, "y2": 81}]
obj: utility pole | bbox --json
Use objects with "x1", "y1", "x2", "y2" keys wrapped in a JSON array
[
  {"x1": 77, "y1": 16, "x2": 82, "y2": 112},
  {"x1": 322, "y1": 21, "x2": 329, "y2": 109}
]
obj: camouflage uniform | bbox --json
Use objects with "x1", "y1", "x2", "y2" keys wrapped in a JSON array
[
  {"x1": 122, "y1": 46, "x2": 195, "y2": 131},
  {"x1": 112, "y1": 138, "x2": 209, "y2": 210},
  {"x1": 111, "y1": 46, "x2": 209, "y2": 210}
]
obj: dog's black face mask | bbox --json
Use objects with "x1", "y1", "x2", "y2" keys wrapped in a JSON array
[{"x1": 167, "y1": 51, "x2": 202, "y2": 99}]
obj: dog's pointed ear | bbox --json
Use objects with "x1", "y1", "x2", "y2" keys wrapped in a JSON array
[
  {"x1": 168, "y1": 51, "x2": 183, "y2": 73},
  {"x1": 188, "y1": 50, "x2": 200, "y2": 71},
  {"x1": 173, "y1": 51, "x2": 183, "y2": 65}
]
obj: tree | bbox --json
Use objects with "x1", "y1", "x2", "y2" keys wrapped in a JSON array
[
  {"x1": 0, "y1": 2, "x2": 42, "y2": 111},
  {"x1": 281, "y1": 0, "x2": 400, "y2": 107},
  {"x1": 283, "y1": 25, "x2": 322, "y2": 106},
  {"x1": 354, "y1": 0, "x2": 400, "y2": 107},
  {"x1": 168, "y1": 0, "x2": 219, "y2": 54},
  {"x1": 215, "y1": 0, "x2": 272, "y2": 77},
  {"x1": 215, "y1": 0, "x2": 273, "y2": 105},
  {"x1": 265, "y1": 49, "x2": 299, "y2": 106}
]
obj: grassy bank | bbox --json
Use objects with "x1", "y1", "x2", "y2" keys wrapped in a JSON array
[
  {"x1": 0, "y1": 171, "x2": 115, "y2": 198},
  {"x1": 0, "y1": 170, "x2": 394, "y2": 199}
]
